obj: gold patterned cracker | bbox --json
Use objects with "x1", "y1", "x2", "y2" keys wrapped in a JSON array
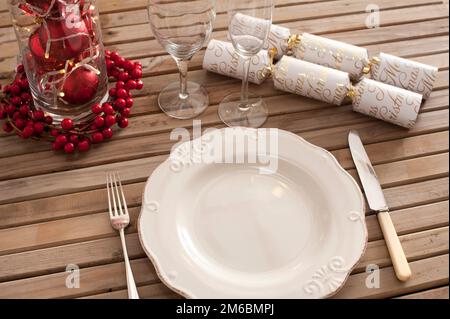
[
  {"x1": 273, "y1": 56, "x2": 351, "y2": 105},
  {"x1": 203, "y1": 39, "x2": 270, "y2": 84},
  {"x1": 292, "y1": 33, "x2": 369, "y2": 80},
  {"x1": 351, "y1": 78, "x2": 423, "y2": 129},
  {"x1": 369, "y1": 52, "x2": 438, "y2": 99}
]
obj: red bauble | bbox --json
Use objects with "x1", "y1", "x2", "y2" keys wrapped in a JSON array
[
  {"x1": 25, "y1": 0, "x2": 54, "y2": 14},
  {"x1": 24, "y1": 1, "x2": 86, "y2": 18},
  {"x1": 29, "y1": 18, "x2": 90, "y2": 71},
  {"x1": 40, "y1": 19, "x2": 90, "y2": 60},
  {"x1": 62, "y1": 67, "x2": 99, "y2": 105},
  {"x1": 28, "y1": 30, "x2": 64, "y2": 71}
]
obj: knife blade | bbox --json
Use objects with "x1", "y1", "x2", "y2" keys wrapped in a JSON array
[
  {"x1": 348, "y1": 130, "x2": 411, "y2": 282},
  {"x1": 348, "y1": 130, "x2": 389, "y2": 212}
]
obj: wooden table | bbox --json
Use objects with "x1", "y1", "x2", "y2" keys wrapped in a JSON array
[{"x1": 0, "y1": 0, "x2": 448, "y2": 299}]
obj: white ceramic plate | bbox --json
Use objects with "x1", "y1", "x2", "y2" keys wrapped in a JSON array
[{"x1": 138, "y1": 128, "x2": 367, "y2": 299}]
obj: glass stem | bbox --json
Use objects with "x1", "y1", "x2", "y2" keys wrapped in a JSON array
[
  {"x1": 176, "y1": 58, "x2": 190, "y2": 100},
  {"x1": 239, "y1": 56, "x2": 251, "y2": 111}
]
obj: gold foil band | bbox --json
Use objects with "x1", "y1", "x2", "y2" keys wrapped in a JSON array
[
  {"x1": 262, "y1": 48, "x2": 278, "y2": 79},
  {"x1": 287, "y1": 34, "x2": 301, "y2": 53},
  {"x1": 362, "y1": 56, "x2": 381, "y2": 74},
  {"x1": 346, "y1": 85, "x2": 357, "y2": 100}
]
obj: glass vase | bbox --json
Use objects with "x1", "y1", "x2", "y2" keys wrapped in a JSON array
[{"x1": 8, "y1": 0, "x2": 108, "y2": 123}]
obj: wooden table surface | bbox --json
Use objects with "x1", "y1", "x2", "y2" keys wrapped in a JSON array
[{"x1": 0, "y1": 0, "x2": 449, "y2": 299}]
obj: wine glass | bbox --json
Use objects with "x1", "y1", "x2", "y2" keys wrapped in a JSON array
[
  {"x1": 147, "y1": 0, "x2": 216, "y2": 119},
  {"x1": 218, "y1": 0, "x2": 274, "y2": 128}
]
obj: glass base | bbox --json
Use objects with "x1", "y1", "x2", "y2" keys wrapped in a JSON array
[
  {"x1": 34, "y1": 92, "x2": 109, "y2": 124},
  {"x1": 218, "y1": 92, "x2": 268, "y2": 128},
  {"x1": 158, "y1": 81, "x2": 209, "y2": 119}
]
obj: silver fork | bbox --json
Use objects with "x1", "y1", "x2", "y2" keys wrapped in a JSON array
[{"x1": 107, "y1": 172, "x2": 140, "y2": 299}]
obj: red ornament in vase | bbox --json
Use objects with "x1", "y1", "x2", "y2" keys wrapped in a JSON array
[
  {"x1": 22, "y1": 0, "x2": 86, "y2": 17},
  {"x1": 28, "y1": 15, "x2": 92, "y2": 72},
  {"x1": 61, "y1": 67, "x2": 99, "y2": 105},
  {"x1": 23, "y1": 0, "x2": 56, "y2": 15},
  {"x1": 28, "y1": 30, "x2": 63, "y2": 71}
]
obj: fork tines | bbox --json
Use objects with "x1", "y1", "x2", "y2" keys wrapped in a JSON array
[{"x1": 106, "y1": 172, "x2": 130, "y2": 219}]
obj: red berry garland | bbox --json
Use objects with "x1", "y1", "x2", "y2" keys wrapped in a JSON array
[{"x1": 0, "y1": 50, "x2": 143, "y2": 154}]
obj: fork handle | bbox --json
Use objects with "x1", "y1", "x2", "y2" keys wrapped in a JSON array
[{"x1": 120, "y1": 228, "x2": 140, "y2": 299}]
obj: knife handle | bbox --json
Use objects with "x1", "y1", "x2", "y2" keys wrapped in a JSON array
[{"x1": 377, "y1": 211, "x2": 412, "y2": 282}]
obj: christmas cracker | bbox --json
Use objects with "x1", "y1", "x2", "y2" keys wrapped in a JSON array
[
  {"x1": 203, "y1": 45, "x2": 424, "y2": 129},
  {"x1": 232, "y1": 16, "x2": 438, "y2": 98}
]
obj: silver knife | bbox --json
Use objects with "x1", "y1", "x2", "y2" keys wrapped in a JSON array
[{"x1": 349, "y1": 130, "x2": 411, "y2": 282}]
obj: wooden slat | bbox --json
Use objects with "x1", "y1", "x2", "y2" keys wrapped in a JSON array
[
  {"x1": 396, "y1": 286, "x2": 449, "y2": 299},
  {"x1": 0, "y1": 106, "x2": 447, "y2": 206},
  {"x1": 0, "y1": 175, "x2": 447, "y2": 231},
  {"x1": 366, "y1": 201, "x2": 449, "y2": 242},
  {"x1": 0, "y1": 110, "x2": 447, "y2": 181},
  {"x1": 333, "y1": 131, "x2": 449, "y2": 169},
  {"x1": 348, "y1": 153, "x2": 449, "y2": 188},
  {"x1": 0, "y1": 0, "x2": 342, "y2": 19},
  {"x1": 0, "y1": 207, "x2": 141, "y2": 256},
  {"x1": 384, "y1": 178, "x2": 449, "y2": 210},
  {"x1": 355, "y1": 227, "x2": 449, "y2": 273},
  {"x1": 0, "y1": 139, "x2": 448, "y2": 205},
  {"x1": 0, "y1": 182, "x2": 144, "y2": 229},
  {"x1": 333, "y1": 254, "x2": 449, "y2": 298},
  {"x1": 0, "y1": 233, "x2": 146, "y2": 282},
  {"x1": 0, "y1": 0, "x2": 442, "y2": 30},
  {"x1": 3, "y1": 2, "x2": 446, "y2": 44},
  {"x1": 0, "y1": 154, "x2": 165, "y2": 205},
  {"x1": 302, "y1": 109, "x2": 449, "y2": 151},
  {"x1": 81, "y1": 283, "x2": 181, "y2": 299},
  {"x1": 101, "y1": 18, "x2": 449, "y2": 61},
  {"x1": 0, "y1": 183, "x2": 144, "y2": 229},
  {"x1": 0, "y1": 258, "x2": 160, "y2": 299}
]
